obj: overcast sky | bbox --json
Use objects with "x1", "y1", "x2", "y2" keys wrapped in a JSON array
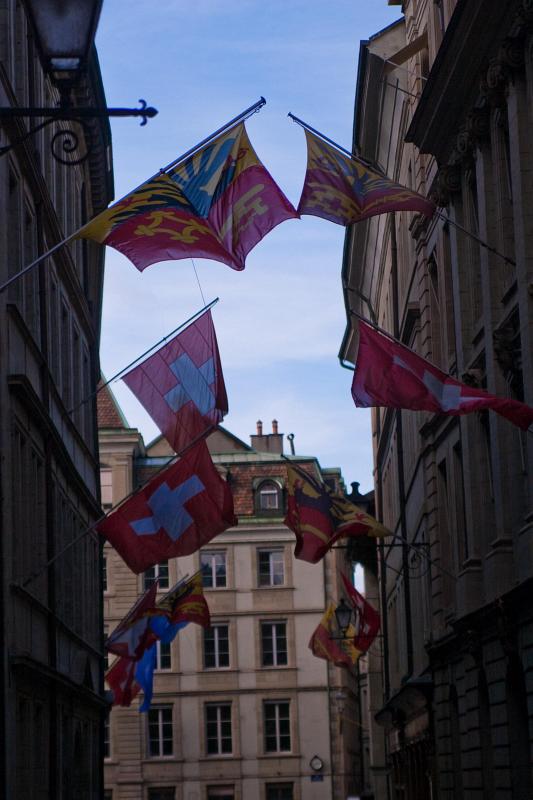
[{"x1": 95, "y1": 1, "x2": 400, "y2": 491}]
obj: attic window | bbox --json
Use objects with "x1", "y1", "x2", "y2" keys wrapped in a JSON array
[{"x1": 255, "y1": 479, "x2": 284, "y2": 515}]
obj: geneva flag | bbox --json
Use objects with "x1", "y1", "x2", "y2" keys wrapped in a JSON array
[
  {"x1": 297, "y1": 128, "x2": 435, "y2": 226},
  {"x1": 352, "y1": 320, "x2": 533, "y2": 431},
  {"x1": 122, "y1": 310, "x2": 227, "y2": 454},
  {"x1": 341, "y1": 573, "x2": 380, "y2": 654},
  {"x1": 285, "y1": 464, "x2": 390, "y2": 564},
  {"x1": 97, "y1": 440, "x2": 237, "y2": 573},
  {"x1": 309, "y1": 603, "x2": 361, "y2": 670},
  {"x1": 77, "y1": 123, "x2": 297, "y2": 271}
]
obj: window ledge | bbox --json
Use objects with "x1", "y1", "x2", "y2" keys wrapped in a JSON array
[
  {"x1": 252, "y1": 585, "x2": 294, "y2": 592},
  {"x1": 258, "y1": 752, "x2": 299, "y2": 760},
  {"x1": 199, "y1": 754, "x2": 242, "y2": 762}
]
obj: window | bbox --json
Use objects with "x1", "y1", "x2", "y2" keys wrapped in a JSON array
[
  {"x1": 104, "y1": 792, "x2": 112, "y2": 800},
  {"x1": 205, "y1": 703, "x2": 232, "y2": 755},
  {"x1": 148, "y1": 706, "x2": 173, "y2": 757},
  {"x1": 207, "y1": 788, "x2": 234, "y2": 800},
  {"x1": 266, "y1": 785, "x2": 293, "y2": 800},
  {"x1": 256, "y1": 480, "x2": 283, "y2": 514},
  {"x1": 258, "y1": 550, "x2": 284, "y2": 587},
  {"x1": 261, "y1": 622, "x2": 287, "y2": 667},
  {"x1": 100, "y1": 469, "x2": 113, "y2": 511},
  {"x1": 155, "y1": 640, "x2": 171, "y2": 671},
  {"x1": 204, "y1": 624, "x2": 229, "y2": 669},
  {"x1": 148, "y1": 789, "x2": 175, "y2": 800},
  {"x1": 264, "y1": 701, "x2": 290, "y2": 753},
  {"x1": 144, "y1": 561, "x2": 169, "y2": 590},
  {"x1": 201, "y1": 551, "x2": 226, "y2": 588}
]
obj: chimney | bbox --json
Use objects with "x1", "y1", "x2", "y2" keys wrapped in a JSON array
[{"x1": 250, "y1": 417, "x2": 284, "y2": 454}]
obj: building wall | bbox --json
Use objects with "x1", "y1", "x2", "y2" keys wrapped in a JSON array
[
  {"x1": 0, "y1": 3, "x2": 113, "y2": 798},
  {"x1": 342, "y1": 1, "x2": 533, "y2": 798},
  {"x1": 101, "y1": 414, "x2": 361, "y2": 800}
]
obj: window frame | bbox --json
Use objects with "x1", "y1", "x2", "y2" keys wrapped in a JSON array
[
  {"x1": 155, "y1": 640, "x2": 172, "y2": 671},
  {"x1": 205, "y1": 702, "x2": 232, "y2": 756},
  {"x1": 255, "y1": 479, "x2": 283, "y2": 516},
  {"x1": 204, "y1": 623, "x2": 230, "y2": 669},
  {"x1": 143, "y1": 561, "x2": 169, "y2": 591},
  {"x1": 201, "y1": 551, "x2": 227, "y2": 589},
  {"x1": 257, "y1": 549, "x2": 285, "y2": 587},
  {"x1": 261, "y1": 621, "x2": 288, "y2": 667},
  {"x1": 147, "y1": 706, "x2": 173, "y2": 758},
  {"x1": 264, "y1": 701, "x2": 291, "y2": 754}
]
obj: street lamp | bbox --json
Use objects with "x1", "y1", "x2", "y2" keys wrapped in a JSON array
[
  {"x1": 0, "y1": 0, "x2": 157, "y2": 163},
  {"x1": 26, "y1": 0, "x2": 103, "y2": 82},
  {"x1": 334, "y1": 598, "x2": 353, "y2": 638}
]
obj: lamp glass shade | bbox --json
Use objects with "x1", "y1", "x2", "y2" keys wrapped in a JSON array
[
  {"x1": 26, "y1": 0, "x2": 103, "y2": 71},
  {"x1": 334, "y1": 598, "x2": 352, "y2": 633}
]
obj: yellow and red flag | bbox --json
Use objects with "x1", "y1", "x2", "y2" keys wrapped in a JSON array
[
  {"x1": 78, "y1": 123, "x2": 297, "y2": 271},
  {"x1": 157, "y1": 571, "x2": 210, "y2": 629},
  {"x1": 297, "y1": 128, "x2": 435, "y2": 225},
  {"x1": 309, "y1": 603, "x2": 362, "y2": 670},
  {"x1": 285, "y1": 464, "x2": 391, "y2": 564}
]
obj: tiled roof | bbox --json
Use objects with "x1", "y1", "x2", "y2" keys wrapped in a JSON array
[{"x1": 97, "y1": 380, "x2": 130, "y2": 428}]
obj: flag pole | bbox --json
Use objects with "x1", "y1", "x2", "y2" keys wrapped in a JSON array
[
  {"x1": 288, "y1": 111, "x2": 374, "y2": 166},
  {"x1": 21, "y1": 424, "x2": 218, "y2": 588},
  {"x1": 67, "y1": 297, "x2": 220, "y2": 417},
  {"x1": 0, "y1": 98, "x2": 267, "y2": 296},
  {"x1": 290, "y1": 112, "x2": 516, "y2": 268}
]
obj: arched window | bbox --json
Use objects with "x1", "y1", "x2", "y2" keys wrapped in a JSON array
[{"x1": 255, "y1": 479, "x2": 283, "y2": 515}]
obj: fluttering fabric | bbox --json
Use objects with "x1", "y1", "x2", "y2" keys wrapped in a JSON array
[
  {"x1": 341, "y1": 573, "x2": 380, "y2": 654},
  {"x1": 285, "y1": 464, "x2": 391, "y2": 564},
  {"x1": 122, "y1": 310, "x2": 227, "y2": 454},
  {"x1": 104, "y1": 580, "x2": 159, "y2": 660},
  {"x1": 308, "y1": 603, "x2": 361, "y2": 669},
  {"x1": 97, "y1": 440, "x2": 237, "y2": 573},
  {"x1": 297, "y1": 128, "x2": 435, "y2": 225},
  {"x1": 352, "y1": 320, "x2": 533, "y2": 430},
  {"x1": 77, "y1": 123, "x2": 297, "y2": 271}
]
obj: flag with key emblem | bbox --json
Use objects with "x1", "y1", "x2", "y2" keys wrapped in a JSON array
[
  {"x1": 122, "y1": 310, "x2": 227, "y2": 454},
  {"x1": 97, "y1": 440, "x2": 237, "y2": 573},
  {"x1": 341, "y1": 573, "x2": 380, "y2": 654}
]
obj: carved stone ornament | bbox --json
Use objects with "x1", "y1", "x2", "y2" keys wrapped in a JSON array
[
  {"x1": 480, "y1": 59, "x2": 510, "y2": 107},
  {"x1": 429, "y1": 164, "x2": 461, "y2": 208},
  {"x1": 499, "y1": 37, "x2": 525, "y2": 70},
  {"x1": 466, "y1": 107, "x2": 491, "y2": 145},
  {"x1": 455, "y1": 126, "x2": 473, "y2": 159}
]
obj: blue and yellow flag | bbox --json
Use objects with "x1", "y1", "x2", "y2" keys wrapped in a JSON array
[{"x1": 78, "y1": 123, "x2": 297, "y2": 271}]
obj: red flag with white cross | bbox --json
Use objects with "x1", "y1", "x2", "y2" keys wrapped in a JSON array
[
  {"x1": 352, "y1": 320, "x2": 533, "y2": 430},
  {"x1": 122, "y1": 309, "x2": 227, "y2": 454},
  {"x1": 97, "y1": 440, "x2": 236, "y2": 573}
]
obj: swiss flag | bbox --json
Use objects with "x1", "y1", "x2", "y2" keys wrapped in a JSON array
[
  {"x1": 341, "y1": 573, "x2": 380, "y2": 654},
  {"x1": 105, "y1": 657, "x2": 140, "y2": 706},
  {"x1": 352, "y1": 320, "x2": 533, "y2": 431},
  {"x1": 122, "y1": 309, "x2": 227, "y2": 454},
  {"x1": 97, "y1": 440, "x2": 236, "y2": 573},
  {"x1": 105, "y1": 580, "x2": 158, "y2": 660}
]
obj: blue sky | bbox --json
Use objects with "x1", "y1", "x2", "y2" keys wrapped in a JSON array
[{"x1": 95, "y1": 1, "x2": 400, "y2": 491}]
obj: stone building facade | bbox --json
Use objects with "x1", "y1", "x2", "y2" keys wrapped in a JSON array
[
  {"x1": 340, "y1": 1, "x2": 533, "y2": 797},
  {"x1": 0, "y1": 2, "x2": 113, "y2": 799},
  {"x1": 99, "y1": 386, "x2": 363, "y2": 800}
]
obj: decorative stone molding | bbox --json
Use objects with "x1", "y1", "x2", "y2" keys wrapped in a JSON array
[
  {"x1": 429, "y1": 164, "x2": 461, "y2": 207},
  {"x1": 498, "y1": 37, "x2": 525, "y2": 70},
  {"x1": 480, "y1": 58, "x2": 510, "y2": 107},
  {"x1": 466, "y1": 106, "x2": 491, "y2": 146}
]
